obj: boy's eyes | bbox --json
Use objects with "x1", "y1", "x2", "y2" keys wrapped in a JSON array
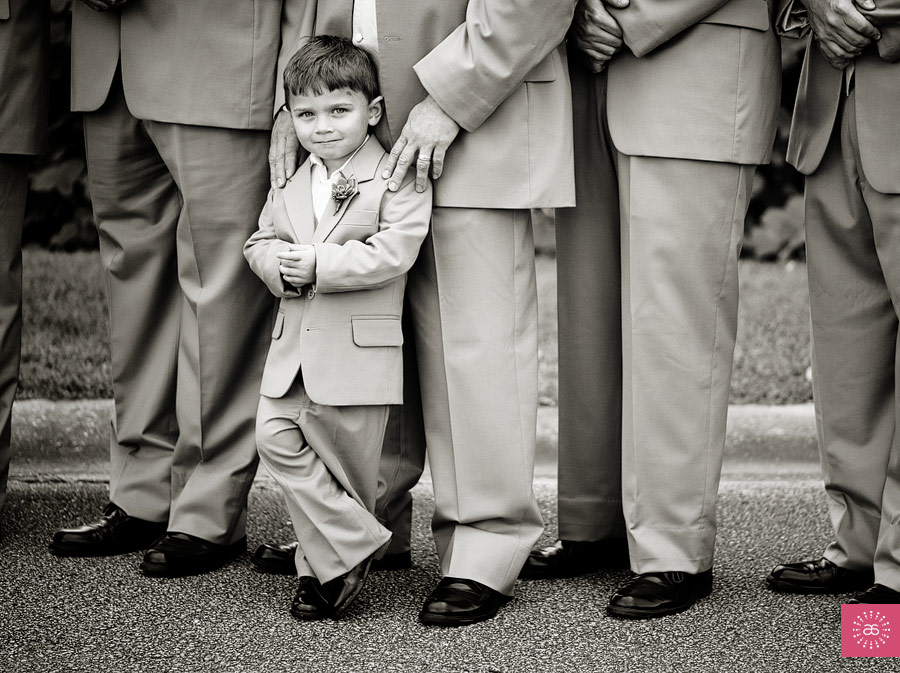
[{"x1": 294, "y1": 108, "x2": 348, "y2": 118}]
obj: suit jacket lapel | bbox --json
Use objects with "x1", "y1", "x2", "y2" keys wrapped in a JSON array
[
  {"x1": 283, "y1": 161, "x2": 315, "y2": 244},
  {"x1": 313, "y1": 136, "x2": 385, "y2": 243}
]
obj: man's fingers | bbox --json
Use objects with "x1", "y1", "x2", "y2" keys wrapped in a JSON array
[
  {"x1": 283, "y1": 142, "x2": 299, "y2": 184},
  {"x1": 431, "y1": 146, "x2": 447, "y2": 182},
  {"x1": 388, "y1": 147, "x2": 415, "y2": 191},
  {"x1": 384, "y1": 136, "x2": 408, "y2": 180},
  {"x1": 270, "y1": 135, "x2": 286, "y2": 188},
  {"x1": 583, "y1": 8, "x2": 623, "y2": 37},
  {"x1": 817, "y1": 38, "x2": 856, "y2": 65},
  {"x1": 269, "y1": 110, "x2": 298, "y2": 188},
  {"x1": 415, "y1": 152, "x2": 432, "y2": 192},
  {"x1": 839, "y1": 9, "x2": 881, "y2": 41},
  {"x1": 605, "y1": 0, "x2": 630, "y2": 8}
]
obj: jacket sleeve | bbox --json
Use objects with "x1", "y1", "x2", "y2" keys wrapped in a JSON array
[
  {"x1": 243, "y1": 190, "x2": 303, "y2": 299},
  {"x1": 609, "y1": 0, "x2": 734, "y2": 57},
  {"x1": 774, "y1": 0, "x2": 810, "y2": 38},
  {"x1": 313, "y1": 175, "x2": 432, "y2": 293},
  {"x1": 273, "y1": 0, "x2": 317, "y2": 115},
  {"x1": 412, "y1": 0, "x2": 578, "y2": 132}
]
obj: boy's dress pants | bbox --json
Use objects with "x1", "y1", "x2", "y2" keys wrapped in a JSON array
[{"x1": 256, "y1": 378, "x2": 392, "y2": 583}]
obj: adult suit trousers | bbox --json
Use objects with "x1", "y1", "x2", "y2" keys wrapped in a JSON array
[
  {"x1": 557, "y1": 60, "x2": 755, "y2": 573},
  {"x1": 806, "y1": 89, "x2": 900, "y2": 592},
  {"x1": 409, "y1": 207, "x2": 545, "y2": 596},
  {"x1": 0, "y1": 156, "x2": 27, "y2": 516},
  {"x1": 83, "y1": 73, "x2": 271, "y2": 544}
]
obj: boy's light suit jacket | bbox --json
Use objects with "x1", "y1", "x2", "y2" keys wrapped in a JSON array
[{"x1": 243, "y1": 136, "x2": 431, "y2": 407}]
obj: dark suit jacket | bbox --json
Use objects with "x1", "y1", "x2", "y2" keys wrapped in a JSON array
[{"x1": 0, "y1": 0, "x2": 49, "y2": 155}]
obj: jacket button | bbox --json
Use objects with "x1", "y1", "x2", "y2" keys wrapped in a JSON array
[{"x1": 306, "y1": 288, "x2": 316, "y2": 299}]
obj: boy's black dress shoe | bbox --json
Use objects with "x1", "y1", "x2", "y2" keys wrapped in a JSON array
[
  {"x1": 606, "y1": 569, "x2": 713, "y2": 619},
  {"x1": 291, "y1": 576, "x2": 333, "y2": 620},
  {"x1": 419, "y1": 577, "x2": 511, "y2": 626},
  {"x1": 330, "y1": 556, "x2": 374, "y2": 616},
  {"x1": 140, "y1": 532, "x2": 246, "y2": 577},
  {"x1": 252, "y1": 540, "x2": 411, "y2": 575},
  {"x1": 289, "y1": 557, "x2": 374, "y2": 620},
  {"x1": 520, "y1": 538, "x2": 630, "y2": 579},
  {"x1": 766, "y1": 557, "x2": 874, "y2": 594},
  {"x1": 50, "y1": 502, "x2": 167, "y2": 557},
  {"x1": 848, "y1": 584, "x2": 900, "y2": 604}
]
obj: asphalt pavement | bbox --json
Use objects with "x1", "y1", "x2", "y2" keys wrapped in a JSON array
[{"x1": 0, "y1": 401, "x2": 885, "y2": 672}]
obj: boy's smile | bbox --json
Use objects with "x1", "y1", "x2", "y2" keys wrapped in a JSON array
[{"x1": 289, "y1": 87, "x2": 383, "y2": 175}]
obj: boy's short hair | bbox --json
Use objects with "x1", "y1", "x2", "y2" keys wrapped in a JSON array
[{"x1": 283, "y1": 35, "x2": 380, "y2": 104}]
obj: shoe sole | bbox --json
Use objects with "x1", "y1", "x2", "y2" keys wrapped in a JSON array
[
  {"x1": 520, "y1": 563, "x2": 629, "y2": 581},
  {"x1": 140, "y1": 541, "x2": 246, "y2": 578},
  {"x1": 418, "y1": 610, "x2": 501, "y2": 627},
  {"x1": 418, "y1": 596, "x2": 511, "y2": 627},
  {"x1": 765, "y1": 576, "x2": 871, "y2": 595},
  {"x1": 50, "y1": 543, "x2": 144, "y2": 558},
  {"x1": 606, "y1": 584, "x2": 713, "y2": 620},
  {"x1": 289, "y1": 606, "x2": 329, "y2": 620},
  {"x1": 250, "y1": 557, "x2": 296, "y2": 576}
]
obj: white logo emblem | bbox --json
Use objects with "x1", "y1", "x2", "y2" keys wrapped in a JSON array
[{"x1": 851, "y1": 610, "x2": 892, "y2": 651}]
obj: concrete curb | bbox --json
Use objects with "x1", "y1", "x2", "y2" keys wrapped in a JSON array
[{"x1": 10, "y1": 399, "x2": 820, "y2": 482}]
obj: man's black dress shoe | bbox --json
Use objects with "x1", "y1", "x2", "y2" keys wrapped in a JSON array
[
  {"x1": 50, "y1": 502, "x2": 167, "y2": 557},
  {"x1": 140, "y1": 532, "x2": 246, "y2": 577},
  {"x1": 251, "y1": 541, "x2": 299, "y2": 575},
  {"x1": 252, "y1": 540, "x2": 411, "y2": 575},
  {"x1": 419, "y1": 577, "x2": 511, "y2": 626},
  {"x1": 766, "y1": 557, "x2": 874, "y2": 594},
  {"x1": 520, "y1": 538, "x2": 629, "y2": 579},
  {"x1": 606, "y1": 569, "x2": 713, "y2": 619},
  {"x1": 848, "y1": 584, "x2": 900, "y2": 604}
]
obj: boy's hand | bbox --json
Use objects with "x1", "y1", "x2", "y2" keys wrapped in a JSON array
[
  {"x1": 277, "y1": 244, "x2": 317, "y2": 287},
  {"x1": 269, "y1": 108, "x2": 301, "y2": 189}
]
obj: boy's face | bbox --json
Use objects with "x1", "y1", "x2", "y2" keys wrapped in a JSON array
[{"x1": 289, "y1": 87, "x2": 383, "y2": 174}]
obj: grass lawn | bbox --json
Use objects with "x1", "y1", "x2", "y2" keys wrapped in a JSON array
[{"x1": 19, "y1": 249, "x2": 812, "y2": 405}]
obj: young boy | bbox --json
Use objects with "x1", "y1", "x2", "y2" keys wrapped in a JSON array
[{"x1": 243, "y1": 36, "x2": 431, "y2": 620}]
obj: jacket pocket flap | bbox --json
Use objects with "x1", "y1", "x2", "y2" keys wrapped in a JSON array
[
  {"x1": 351, "y1": 316, "x2": 403, "y2": 347},
  {"x1": 272, "y1": 311, "x2": 285, "y2": 339},
  {"x1": 700, "y1": 0, "x2": 770, "y2": 31},
  {"x1": 340, "y1": 209, "x2": 378, "y2": 227},
  {"x1": 523, "y1": 52, "x2": 557, "y2": 82}
]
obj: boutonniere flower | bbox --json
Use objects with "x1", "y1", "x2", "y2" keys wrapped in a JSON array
[{"x1": 331, "y1": 172, "x2": 358, "y2": 214}]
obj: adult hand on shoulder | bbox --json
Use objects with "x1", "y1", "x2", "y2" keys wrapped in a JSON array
[
  {"x1": 383, "y1": 95, "x2": 460, "y2": 194},
  {"x1": 80, "y1": 0, "x2": 128, "y2": 11},
  {"x1": 269, "y1": 107, "x2": 302, "y2": 189},
  {"x1": 570, "y1": 0, "x2": 629, "y2": 73},
  {"x1": 805, "y1": 0, "x2": 880, "y2": 70}
]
